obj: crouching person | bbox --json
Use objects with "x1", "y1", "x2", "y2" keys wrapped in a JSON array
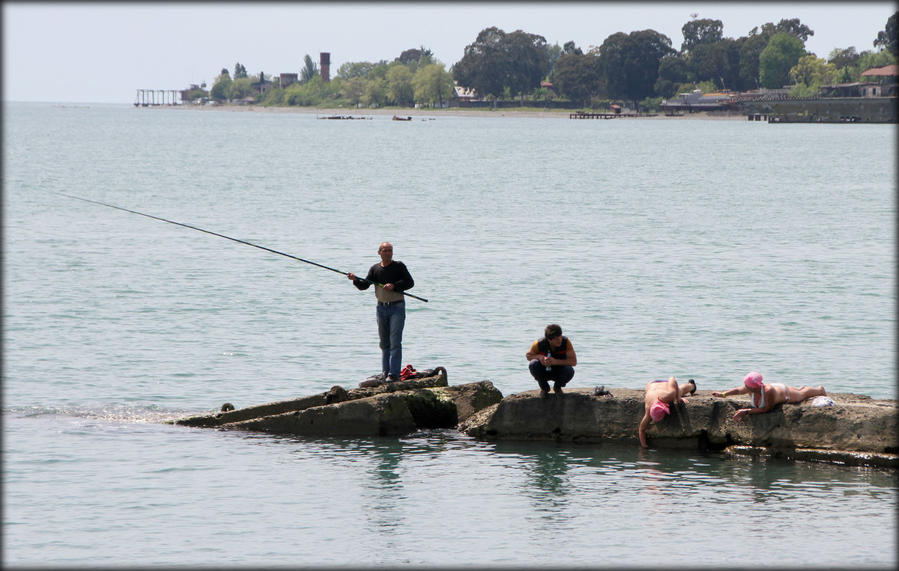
[{"x1": 526, "y1": 324, "x2": 577, "y2": 397}]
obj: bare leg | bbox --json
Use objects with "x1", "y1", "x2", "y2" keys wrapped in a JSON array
[
  {"x1": 787, "y1": 385, "x2": 827, "y2": 402},
  {"x1": 678, "y1": 379, "x2": 696, "y2": 397}
]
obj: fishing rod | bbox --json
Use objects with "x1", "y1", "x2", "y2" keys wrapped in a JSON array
[{"x1": 57, "y1": 192, "x2": 429, "y2": 303}]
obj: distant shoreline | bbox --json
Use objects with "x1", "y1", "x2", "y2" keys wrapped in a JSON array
[{"x1": 168, "y1": 104, "x2": 746, "y2": 120}]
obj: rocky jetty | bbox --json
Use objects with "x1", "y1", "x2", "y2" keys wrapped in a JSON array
[
  {"x1": 459, "y1": 387, "x2": 898, "y2": 468},
  {"x1": 172, "y1": 371, "x2": 897, "y2": 468},
  {"x1": 172, "y1": 368, "x2": 503, "y2": 437}
]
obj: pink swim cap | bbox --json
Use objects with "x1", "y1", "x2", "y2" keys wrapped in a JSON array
[
  {"x1": 650, "y1": 401, "x2": 670, "y2": 422},
  {"x1": 744, "y1": 371, "x2": 764, "y2": 389}
]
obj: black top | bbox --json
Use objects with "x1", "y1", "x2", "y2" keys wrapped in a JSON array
[
  {"x1": 353, "y1": 261, "x2": 414, "y2": 292},
  {"x1": 536, "y1": 336, "x2": 571, "y2": 360}
]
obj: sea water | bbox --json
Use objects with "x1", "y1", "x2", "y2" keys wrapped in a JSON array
[{"x1": 3, "y1": 102, "x2": 896, "y2": 567}]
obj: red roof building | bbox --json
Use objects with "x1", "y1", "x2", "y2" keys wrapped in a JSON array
[{"x1": 861, "y1": 64, "x2": 898, "y2": 77}]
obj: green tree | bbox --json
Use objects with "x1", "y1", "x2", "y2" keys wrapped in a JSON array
[
  {"x1": 553, "y1": 52, "x2": 602, "y2": 106},
  {"x1": 412, "y1": 63, "x2": 454, "y2": 106},
  {"x1": 233, "y1": 62, "x2": 248, "y2": 79},
  {"x1": 210, "y1": 71, "x2": 232, "y2": 101},
  {"x1": 759, "y1": 32, "x2": 805, "y2": 88},
  {"x1": 562, "y1": 40, "x2": 583, "y2": 56},
  {"x1": 385, "y1": 65, "x2": 414, "y2": 106},
  {"x1": 827, "y1": 47, "x2": 860, "y2": 69},
  {"x1": 452, "y1": 27, "x2": 550, "y2": 103},
  {"x1": 737, "y1": 18, "x2": 813, "y2": 89},
  {"x1": 453, "y1": 27, "x2": 509, "y2": 100},
  {"x1": 598, "y1": 29, "x2": 675, "y2": 105},
  {"x1": 689, "y1": 38, "x2": 743, "y2": 89},
  {"x1": 789, "y1": 54, "x2": 837, "y2": 88},
  {"x1": 228, "y1": 77, "x2": 254, "y2": 100},
  {"x1": 396, "y1": 46, "x2": 433, "y2": 73},
  {"x1": 835, "y1": 67, "x2": 853, "y2": 83},
  {"x1": 505, "y1": 29, "x2": 550, "y2": 101},
  {"x1": 681, "y1": 18, "x2": 723, "y2": 53},
  {"x1": 183, "y1": 85, "x2": 208, "y2": 102},
  {"x1": 759, "y1": 18, "x2": 814, "y2": 42},
  {"x1": 738, "y1": 32, "x2": 770, "y2": 89},
  {"x1": 341, "y1": 77, "x2": 367, "y2": 105},
  {"x1": 363, "y1": 77, "x2": 388, "y2": 107},
  {"x1": 337, "y1": 61, "x2": 375, "y2": 79},
  {"x1": 301, "y1": 54, "x2": 319, "y2": 83},
  {"x1": 874, "y1": 11, "x2": 898, "y2": 55},
  {"x1": 546, "y1": 42, "x2": 563, "y2": 79}
]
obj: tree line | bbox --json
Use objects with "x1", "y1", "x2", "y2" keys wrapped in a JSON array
[{"x1": 190, "y1": 12, "x2": 898, "y2": 110}]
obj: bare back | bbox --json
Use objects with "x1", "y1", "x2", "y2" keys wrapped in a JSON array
[{"x1": 644, "y1": 378, "x2": 679, "y2": 407}]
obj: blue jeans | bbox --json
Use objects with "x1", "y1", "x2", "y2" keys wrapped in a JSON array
[
  {"x1": 528, "y1": 359, "x2": 575, "y2": 391},
  {"x1": 377, "y1": 301, "x2": 405, "y2": 377}
]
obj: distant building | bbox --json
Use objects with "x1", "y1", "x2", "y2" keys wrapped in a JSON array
[
  {"x1": 661, "y1": 89, "x2": 736, "y2": 112},
  {"x1": 320, "y1": 52, "x2": 330, "y2": 82},
  {"x1": 280, "y1": 73, "x2": 298, "y2": 88},
  {"x1": 819, "y1": 82, "x2": 890, "y2": 98},
  {"x1": 861, "y1": 64, "x2": 898, "y2": 79},
  {"x1": 453, "y1": 83, "x2": 480, "y2": 102},
  {"x1": 180, "y1": 83, "x2": 207, "y2": 104},
  {"x1": 860, "y1": 65, "x2": 897, "y2": 96}
]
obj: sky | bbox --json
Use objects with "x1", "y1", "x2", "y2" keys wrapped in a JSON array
[{"x1": 3, "y1": 2, "x2": 896, "y2": 104}]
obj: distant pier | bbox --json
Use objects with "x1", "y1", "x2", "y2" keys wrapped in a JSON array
[
  {"x1": 134, "y1": 89, "x2": 182, "y2": 107},
  {"x1": 570, "y1": 111, "x2": 618, "y2": 119},
  {"x1": 569, "y1": 111, "x2": 659, "y2": 119}
]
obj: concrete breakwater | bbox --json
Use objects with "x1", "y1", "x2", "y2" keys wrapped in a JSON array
[
  {"x1": 740, "y1": 96, "x2": 897, "y2": 123},
  {"x1": 171, "y1": 372, "x2": 897, "y2": 468},
  {"x1": 459, "y1": 388, "x2": 898, "y2": 468}
]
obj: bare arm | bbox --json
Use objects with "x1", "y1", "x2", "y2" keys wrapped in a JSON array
[
  {"x1": 638, "y1": 411, "x2": 652, "y2": 448},
  {"x1": 525, "y1": 341, "x2": 547, "y2": 364},
  {"x1": 712, "y1": 386, "x2": 749, "y2": 397}
]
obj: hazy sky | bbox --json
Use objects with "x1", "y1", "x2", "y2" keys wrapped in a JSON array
[{"x1": 3, "y1": 2, "x2": 895, "y2": 104}]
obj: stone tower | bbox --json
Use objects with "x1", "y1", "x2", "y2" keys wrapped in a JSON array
[{"x1": 320, "y1": 52, "x2": 330, "y2": 82}]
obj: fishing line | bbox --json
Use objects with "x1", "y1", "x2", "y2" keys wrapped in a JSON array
[{"x1": 57, "y1": 192, "x2": 428, "y2": 303}]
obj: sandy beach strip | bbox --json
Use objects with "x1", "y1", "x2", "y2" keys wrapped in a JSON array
[{"x1": 169, "y1": 104, "x2": 745, "y2": 120}]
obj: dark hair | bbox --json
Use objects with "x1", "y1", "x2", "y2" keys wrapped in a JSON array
[{"x1": 544, "y1": 324, "x2": 562, "y2": 339}]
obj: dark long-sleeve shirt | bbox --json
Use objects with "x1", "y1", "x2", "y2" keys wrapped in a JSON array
[{"x1": 353, "y1": 261, "x2": 414, "y2": 302}]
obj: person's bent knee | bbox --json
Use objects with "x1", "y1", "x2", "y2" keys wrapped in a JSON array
[{"x1": 528, "y1": 360, "x2": 549, "y2": 384}]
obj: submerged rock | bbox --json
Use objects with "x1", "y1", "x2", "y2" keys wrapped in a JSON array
[{"x1": 173, "y1": 367, "x2": 450, "y2": 428}]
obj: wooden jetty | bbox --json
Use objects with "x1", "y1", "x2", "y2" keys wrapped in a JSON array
[
  {"x1": 570, "y1": 111, "x2": 618, "y2": 119},
  {"x1": 569, "y1": 111, "x2": 659, "y2": 119}
]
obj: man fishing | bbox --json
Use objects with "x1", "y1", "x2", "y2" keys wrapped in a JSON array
[{"x1": 348, "y1": 242, "x2": 415, "y2": 382}]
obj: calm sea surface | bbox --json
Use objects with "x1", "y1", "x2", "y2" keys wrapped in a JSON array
[{"x1": 3, "y1": 102, "x2": 896, "y2": 567}]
